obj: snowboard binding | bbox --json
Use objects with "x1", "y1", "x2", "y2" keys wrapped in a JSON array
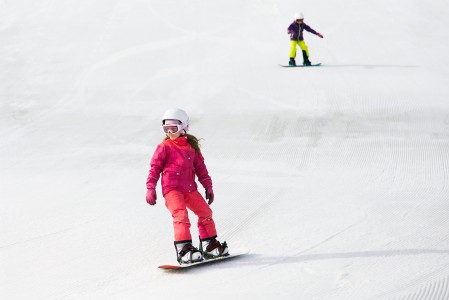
[
  {"x1": 200, "y1": 236, "x2": 229, "y2": 259},
  {"x1": 174, "y1": 241, "x2": 203, "y2": 265}
]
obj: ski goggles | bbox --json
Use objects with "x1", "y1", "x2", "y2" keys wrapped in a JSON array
[{"x1": 162, "y1": 124, "x2": 183, "y2": 134}]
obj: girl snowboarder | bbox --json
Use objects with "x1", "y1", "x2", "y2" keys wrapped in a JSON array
[
  {"x1": 287, "y1": 12, "x2": 323, "y2": 66},
  {"x1": 146, "y1": 108, "x2": 229, "y2": 264}
]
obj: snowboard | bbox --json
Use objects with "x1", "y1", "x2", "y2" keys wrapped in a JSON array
[
  {"x1": 158, "y1": 249, "x2": 249, "y2": 270},
  {"x1": 279, "y1": 62, "x2": 322, "y2": 67}
]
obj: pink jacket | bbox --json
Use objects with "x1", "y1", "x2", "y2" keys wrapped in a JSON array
[{"x1": 146, "y1": 136, "x2": 213, "y2": 196}]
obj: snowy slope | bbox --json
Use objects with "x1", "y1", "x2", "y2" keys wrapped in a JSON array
[{"x1": 1, "y1": 0, "x2": 449, "y2": 299}]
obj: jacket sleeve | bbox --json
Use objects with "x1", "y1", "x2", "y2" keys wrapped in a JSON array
[
  {"x1": 146, "y1": 144, "x2": 166, "y2": 189},
  {"x1": 287, "y1": 23, "x2": 294, "y2": 34},
  {"x1": 194, "y1": 151, "x2": 213, "y2": 189},
  {"x1": 303, "y1": 23, "x2": 318, "y2": 35}
]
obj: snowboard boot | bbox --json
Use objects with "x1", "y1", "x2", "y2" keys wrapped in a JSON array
[
  {"x1": 199, "y1": 236, "x2": 229, "y2": 259},
  {"x1": 302, "y1": 50, "x2": 312, "y2": 66},
  {"x1": 289, "y1": 57, "x2": 296, "y2": 66},
  {"x1": 174, "y1": 240, "x2": 203, "y2": 264}
]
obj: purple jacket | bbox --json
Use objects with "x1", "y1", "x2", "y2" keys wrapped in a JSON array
[
  {"x1": 146, "y1": 136, "x2": 212, "y2": 196},
  {"x1": 287, "y1": 22, "x2": 318, "y2": 41}
]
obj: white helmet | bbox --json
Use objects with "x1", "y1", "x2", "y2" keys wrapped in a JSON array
[
  {"x1": 294, "y1": 12, "x2": 304, "y2": 20},
  {"x1": 162, "y1": 108, "x2": 189, "y2": 132}
]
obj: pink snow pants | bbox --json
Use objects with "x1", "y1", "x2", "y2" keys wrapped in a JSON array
[{"x1": 164, "y1": 190, "x2": 217, "y2": 241}]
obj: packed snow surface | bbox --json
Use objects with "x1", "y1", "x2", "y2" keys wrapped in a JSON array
[{"x1": 1, "y1": 0, "x2": 449, "y2": 299}]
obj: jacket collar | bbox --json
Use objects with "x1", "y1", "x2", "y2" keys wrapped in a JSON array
[{"x1": 170, "y1": 135, "x2": 188, "y2": 147}]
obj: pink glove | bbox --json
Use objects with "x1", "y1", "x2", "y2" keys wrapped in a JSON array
[
  {"x1": 317, "y1": 33, "x2": 324, "y2": 38},
  {"x1": 146, "y1": 188, "x2": 157, "y2": 205},
  {"x1": 205, "y1": 187, "x2": 214, "y2": 205}
]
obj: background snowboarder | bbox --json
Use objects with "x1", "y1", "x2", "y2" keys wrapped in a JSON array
[
  {"x1": 287, "y1": 12, "x2": 323, "y2": 66},
  {"x1": 146, "y1": 108, "x2": 229, "y2": 264}
]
